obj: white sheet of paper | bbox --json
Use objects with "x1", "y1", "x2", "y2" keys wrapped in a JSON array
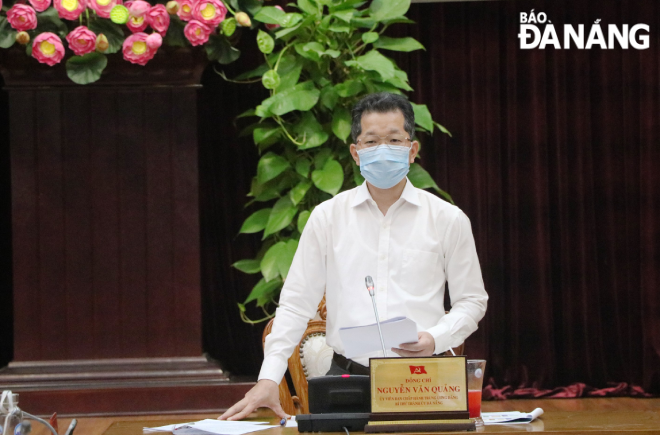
[
  {"x1": 482, "y1": 408, "x2": 544, "y2": 425},
  {"x1": 338, "y1": 316, "x2": 418, "y2": 358},
  {"x1": 144, "y1": 423, "x2": 190, "y2": 432},
  {"x1": 144, "y1": 419, "x2": 275, "y2": 435},
  {"x1": 285, "y1": 417, "x2": 297, "y2": 428}
]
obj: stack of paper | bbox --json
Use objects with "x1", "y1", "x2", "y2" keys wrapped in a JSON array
[
  {"x1": 481, "y1": 408, "x2": 544, "y2": 425},
  {"x1": 338, "y1": 316, "x2": 418, "y2": 358},
  {"x1": 143, "y1": 419, "x2": 277, "y2": 435}
]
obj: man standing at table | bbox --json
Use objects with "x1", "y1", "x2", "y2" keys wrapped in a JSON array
[{"x1": 220, "y1": 92, "x2": 488, "y2": 421}]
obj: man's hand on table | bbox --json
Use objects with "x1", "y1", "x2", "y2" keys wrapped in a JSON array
[
  {"x1": 391, "y1": 331, "x2": 436, "y2": 357},
  {"x1": 218, "y1": 379, "x2": 289, "y2": 421}
]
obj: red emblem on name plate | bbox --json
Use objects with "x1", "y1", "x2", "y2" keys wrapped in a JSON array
[{"x1": 409, "y1": 365, "x2": 427, "y2": 374}]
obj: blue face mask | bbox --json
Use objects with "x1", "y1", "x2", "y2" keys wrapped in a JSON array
[{"x1": 357, "y1": 144, "x2": 411, "y2": 189}]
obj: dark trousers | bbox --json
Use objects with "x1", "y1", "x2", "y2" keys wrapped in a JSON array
[{"x1": 326, "y1": 352, "x2": 370, "y2": 376}]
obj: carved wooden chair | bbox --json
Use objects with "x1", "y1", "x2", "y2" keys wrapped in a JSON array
[{"x1": 262, "y1": 297, "x2": 465, "y2": 415}]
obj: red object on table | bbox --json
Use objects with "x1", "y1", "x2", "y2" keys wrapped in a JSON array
[
  {"x1": 468, "y1": 390, "x2": 482, "y2": 418},
  {"x1": 49, "y1": 412, "x2": 59, "y2": 433}
]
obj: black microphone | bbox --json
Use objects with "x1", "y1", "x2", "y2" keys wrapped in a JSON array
[{"x1": 365, "y1": 276, "x2": 387, "y2": 357}]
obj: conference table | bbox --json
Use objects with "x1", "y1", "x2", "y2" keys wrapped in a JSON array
[
  {"x1": 98, "y1": 400, "x2": 660, "y2": 435},
  {"x1": 26, "y1": 399, "x2": 660, "y2": 434}
]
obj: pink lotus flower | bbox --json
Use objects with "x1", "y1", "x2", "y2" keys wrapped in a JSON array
[
  {"x1": 146, "y1": 32, "x2": 162, "y2": 49},
  {"x1": 265, "y1": 5, "x2": 284, "y2": 31},
  {"x1": 192, "y1": 0, "x2": 226, "y2": 28},
  {"x1": 184, "y1": 19, "x2": 211, "y2": 46},
  {"x1": 122, "y1": 32, "x2": 157, "y2": 65},
  {"x1": 121, "y1": 0, "x2": 149, "y2": 32},
  {"x1": 177, "y1": 0, "x2": 194, "y2": 21},
  {"x1": 127, "y1": 14, "x2": 148, "y2": 32},
  {"x1": 29, "y1": 0, "x2": 52, "y2": 13},
  {"x1": 128, "y1": 0, "x2": 150, "y2": 17},
  {"x1": 32, "y1": 32, "x2": 65, "y2": 66},
  {"x1": 7, "y1": 4, "x2": 38, "y2": 32},
  {"x1": 88, "y1": 0, "x2": 121, "y2": 19},
  {"x1": 66, "y1": 26, "x2": 97, "y2": 56},
  {"x1": 54, "y1": 0, "x2": 86, "y2": 20},
  {"x1": 147, "y1": 4, "x2": 170, "y2": 35}
]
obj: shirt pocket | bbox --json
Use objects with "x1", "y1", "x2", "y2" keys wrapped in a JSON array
[{"x1": 400, "y1": 248, "x2": 439, "y2": 296}]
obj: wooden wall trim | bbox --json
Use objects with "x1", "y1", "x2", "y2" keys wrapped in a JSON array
[{"x1": 0, "y1": 357, "x2": 248, "y2": 416}]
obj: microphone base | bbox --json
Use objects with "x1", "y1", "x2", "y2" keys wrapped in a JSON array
[{"x1": 296, "y1": 413, "x2": 370, "y2": 432}]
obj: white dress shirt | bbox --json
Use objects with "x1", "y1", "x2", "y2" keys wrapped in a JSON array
[{"x1": 258, "y1": 178, "x2": 488, "y2": 383}]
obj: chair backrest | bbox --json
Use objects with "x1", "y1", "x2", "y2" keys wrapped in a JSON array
[
  {"x1": 299, "y1": 332, "x2": 334, "y2": 379},
  {"x1": 262, "y1": 300, "x2": 465, "y2": 415}
]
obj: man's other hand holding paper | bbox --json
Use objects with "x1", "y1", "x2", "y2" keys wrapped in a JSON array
[{"x1": 392, "y1": 331, "x2": 436, "y2": 357}]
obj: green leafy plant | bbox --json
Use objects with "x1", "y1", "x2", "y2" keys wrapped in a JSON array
[{"x1": 228, "y1": 0, "x2": 453, "y2": 323}]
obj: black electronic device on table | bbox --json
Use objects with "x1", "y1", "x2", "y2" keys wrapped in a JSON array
[
  {"x1": 297, "y1": 375, "x2": 371, "y2": 432},
  {"x1": 296, "y1": 413, "x2": 371, "y2": 432}
]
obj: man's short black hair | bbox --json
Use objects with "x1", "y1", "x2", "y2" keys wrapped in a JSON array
[{"x1": 351, "y1": 92, "x2": 415, "y2": 142}]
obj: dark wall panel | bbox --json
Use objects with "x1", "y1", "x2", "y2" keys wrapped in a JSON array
[
  {"x1": 36, "y1": 91, "x2": 67, "y2": 360},
  {"x1": 172, "y1": 88, "x2": 203, "y2": 355},
  {"x1": 7, "y1": 85, "x2": 202, "y2": 361},
  {"x1": 9, "y1": 90, "x2": 40, "y2": 361},
  {"x1": 116, "y1": 89, "x2": 149, "y2": 358},
  {"x1": 145, "y1": 90, "x2": 176, "y2": 357},
  {"x1": 90, "y1": 90, "x2": 122, "y2": 359},
  {"x1": 0, "y1": 75, "x2": 12, "y2": 367},
  {"x1": 62, "y1": 91, "x2": 94, "y2": 360},
  {"x1": 198, "y1": 52, "x2": 270, "y2": 376}
]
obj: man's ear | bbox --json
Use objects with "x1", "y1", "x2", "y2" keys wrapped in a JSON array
[
  {"x1": 409, "y1": 140, "x2": 420, "y2": 163},
  {"x1": 350, "y1": 143, "x2": 360, "y2": 165}
]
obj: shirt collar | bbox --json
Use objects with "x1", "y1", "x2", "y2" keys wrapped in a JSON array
[{"x1": 351, "y1": 177, "x2": 421, "y2": 207}]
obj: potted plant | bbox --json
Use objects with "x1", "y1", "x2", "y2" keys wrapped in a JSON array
[{"x1": 221, "y1": 0, "x2": 453, "y2": 322}]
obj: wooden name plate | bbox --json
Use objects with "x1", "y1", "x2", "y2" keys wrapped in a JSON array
[
  {"x1": 366, "y1": 356, "x2": 475, "y2": 432},
  {"x1": 365, "y1": 419, "x2": 475, "y2": 433}
]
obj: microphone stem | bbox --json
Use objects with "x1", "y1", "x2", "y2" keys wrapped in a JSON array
[{"x1": 370, "y1": 293, "x2": 388, "y2": 357}]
